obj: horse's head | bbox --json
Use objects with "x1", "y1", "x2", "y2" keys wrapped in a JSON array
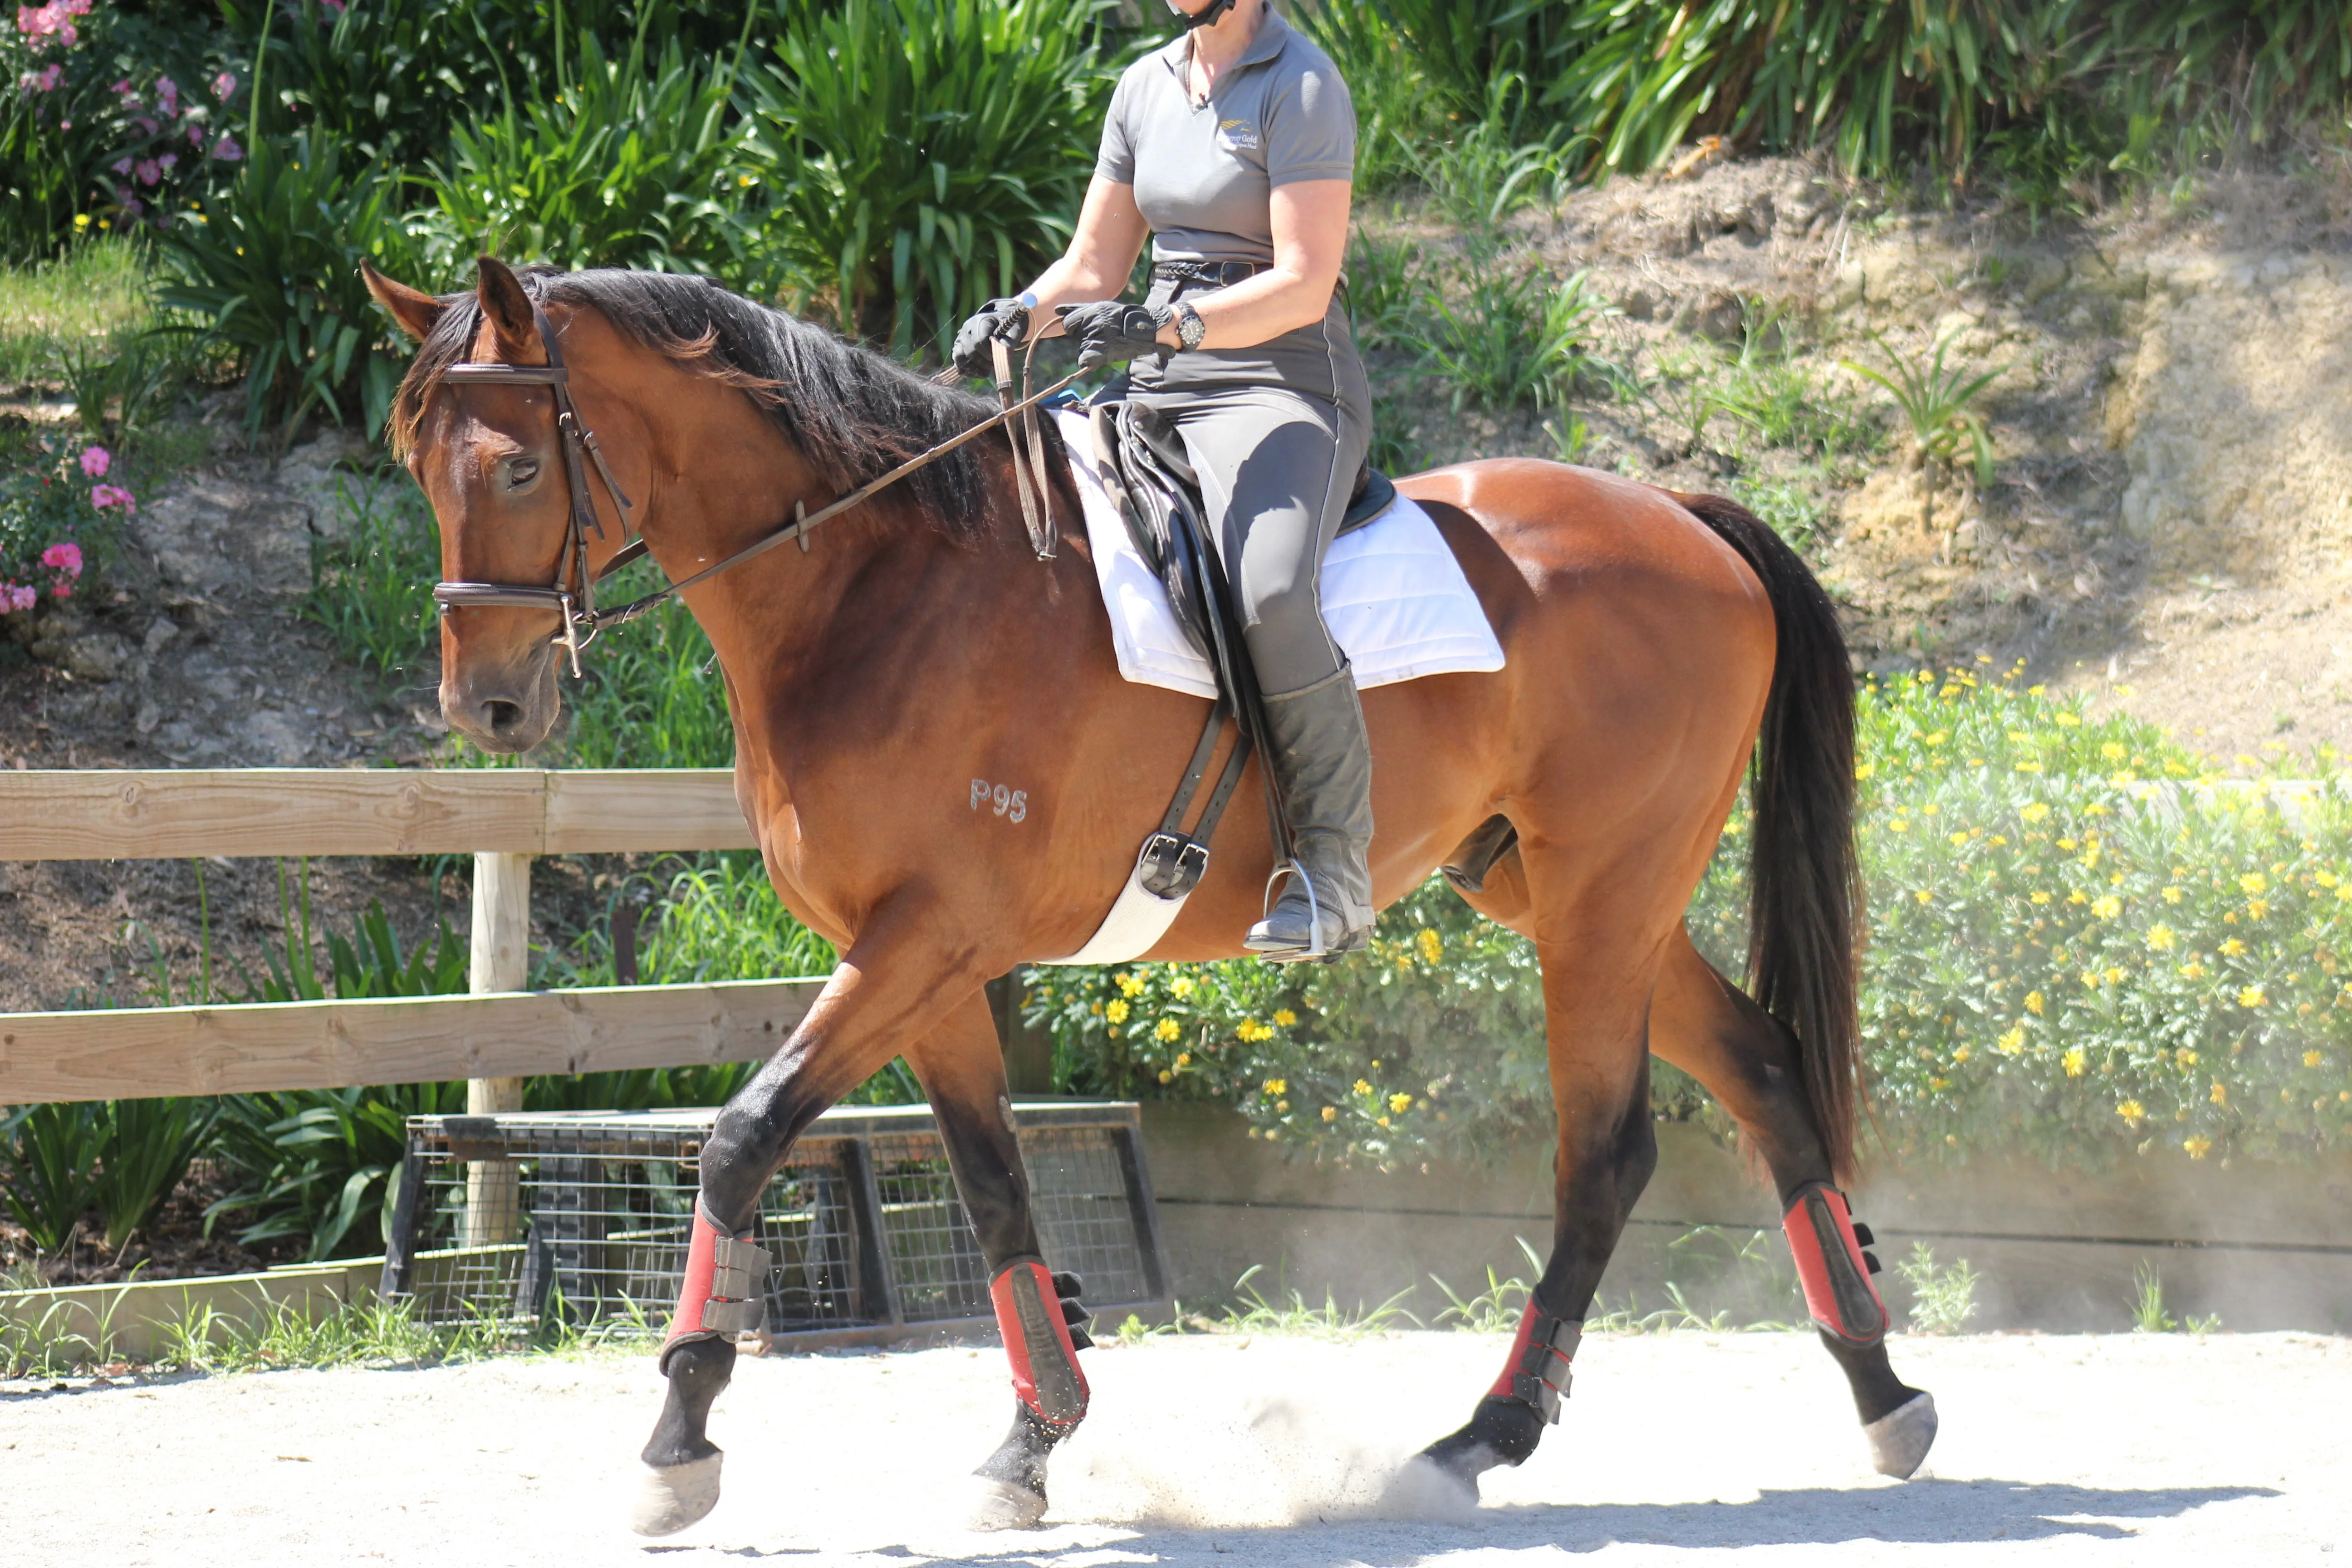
[{"x1": 366, "y1": 255, "x2": 645, "y2": 754}]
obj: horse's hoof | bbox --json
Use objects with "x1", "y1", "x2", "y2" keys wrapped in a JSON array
[
  {"x1": 631, "y1": 1452, "x2": 724, "y2": 1536},
  {"x1": 1864, "y1": 1391, "x2": 1937, "y2": 1479},
  {"x1": 965, "y1": 1475, "x2": 1047, "y2": 1531}
]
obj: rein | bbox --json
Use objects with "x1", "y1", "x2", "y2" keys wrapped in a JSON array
[{"x1": 430, "y1": 300, "x2": 1078, "y2": 676}]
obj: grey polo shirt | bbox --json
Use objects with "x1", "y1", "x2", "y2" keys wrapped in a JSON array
[{"x1": 1095, "y1": 10, "x2": 1355, "y2": 267}]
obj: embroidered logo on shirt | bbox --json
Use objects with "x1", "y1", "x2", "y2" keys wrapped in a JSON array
[{"x1": 1215, "y1": 118, "x2": 1260, "y2": 152}]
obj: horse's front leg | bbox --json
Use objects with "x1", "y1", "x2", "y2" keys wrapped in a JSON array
[
  {"x1": 905, "y1": 990, "x2": 1094, "y2": 1530},
  {"x1": 630, "y1": 921, "x2": 974, "y2": 1537}
]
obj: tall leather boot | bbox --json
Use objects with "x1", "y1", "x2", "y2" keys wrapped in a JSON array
[{"x1": 1245, "y1": 664, "x2": 1375, "y2": 961}]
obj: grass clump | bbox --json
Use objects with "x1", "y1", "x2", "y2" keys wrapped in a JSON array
[{"x1": 0, "y1": 237, "x2": 151, "y2": 389}]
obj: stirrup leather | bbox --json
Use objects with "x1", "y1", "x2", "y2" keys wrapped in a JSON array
[{"x1": 658, "y1": 1202, "x2": 771, "y2": 1371}]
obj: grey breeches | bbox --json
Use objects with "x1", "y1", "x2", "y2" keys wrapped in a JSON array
[{"x1": 1127, "y1": 382, "x2": 1371, "y2": 696}]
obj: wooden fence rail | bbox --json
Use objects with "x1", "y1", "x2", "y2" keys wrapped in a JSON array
[{"x1": 0, "y1": 769, "x2": 803, "y2": 1108}]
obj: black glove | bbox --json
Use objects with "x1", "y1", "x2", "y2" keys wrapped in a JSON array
[
  {"x1": 1056, "y1": 301, "x2": 1173, "y2": 373},
  {"x1": 951, "y1": 297, "x2": 1030, "y2": 378}
]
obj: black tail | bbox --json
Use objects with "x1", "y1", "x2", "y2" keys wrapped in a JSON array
[{"x1": 1675, "y1": 491, "x2": 1862, "y2": 1182}]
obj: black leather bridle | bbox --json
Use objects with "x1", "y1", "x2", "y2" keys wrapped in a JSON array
[{"x1": 429, "y1": 300, "x2": 1075, "y2": 676}]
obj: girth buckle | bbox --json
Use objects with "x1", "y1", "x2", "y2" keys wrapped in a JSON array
[{"x1": 1137, "y1": 831, "x2": 1209, "y2": 900}]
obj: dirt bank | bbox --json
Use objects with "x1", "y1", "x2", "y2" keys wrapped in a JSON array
[{"x1": 6, "y1": 1328, "x2": 2345, "y2": 1565}]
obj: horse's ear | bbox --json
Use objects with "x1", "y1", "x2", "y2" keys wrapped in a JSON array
[
  {"x1": 475, "y1": 255, "x2": 542, "y2": 362},
  {"x1": 361, "y1": 259, "x2": 446, "y2": 343}
]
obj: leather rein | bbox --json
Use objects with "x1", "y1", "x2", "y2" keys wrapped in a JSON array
[{"x1": 430, "y1": 299, "x2": 1076, "y2": 676}]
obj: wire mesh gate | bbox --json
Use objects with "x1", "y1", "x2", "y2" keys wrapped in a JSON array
[{"x1": 378, "y1": 1101, "x2": 1168, "y2": 1345}]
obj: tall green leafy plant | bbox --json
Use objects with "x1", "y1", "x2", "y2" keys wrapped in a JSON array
[
  {"x1": 422, "y1": 23, "x2": 752, "y2": 275},
  {"x1": 740, "y1": 0, "x2": 1110, "y2": 355}
]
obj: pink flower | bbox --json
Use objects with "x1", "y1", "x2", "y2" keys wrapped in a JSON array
[
  {"x1": 1, "y1": 583, "x2": 34, "y2": 614},
  {"x1": 78, "y1": 444, "x2": 108, "y2": 476},
  {"x1": 132, "y1": 114, "x2": 156, "y2": 135},
  {"x1": 187, "y1": 123, "x2": 205, "y2": 147},
  {"x1": 118, "y1": 195, "x2": 141, "y2": 219},
  {"x1": 155, "y1": 76, "x2": 177, "y2": 115},
  {"x1": 209, "y1": 135, "x2": 241, "y2": 162},
  {"x1": 90, "y1": 484, "x2": 134, "y2": 514},
  {"x1": 51, "y1": 583, "x2": 70, "y2": 600},
  {"x1": 212, "y1": 70, "x2": 235, "y2": 99},
  {"x1": 135, "y1": 158, "x2": 159, "y2": 186},
  {"x1": 111, "y1": 155, "x2": 131, "y2": 175},
  {"x1": 41, "y1": 541, "x2": 83, "y2": 576},
  {"x1": 157, "y1": 152, "x2": 175, "y2": 170}
]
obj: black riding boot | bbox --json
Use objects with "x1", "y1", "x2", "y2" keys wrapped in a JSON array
[{"x1": 1245, "y1": 664, "x2": 1375, "y2": 961}]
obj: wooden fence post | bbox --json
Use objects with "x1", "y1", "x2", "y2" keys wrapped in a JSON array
[{"x1": 464, "y1": 851, "x2": 532, "y2": 1246}]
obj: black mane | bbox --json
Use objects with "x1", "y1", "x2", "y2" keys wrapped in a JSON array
[{"x1": 393, "y1": 267, "x2": 1002, "y2": 538}]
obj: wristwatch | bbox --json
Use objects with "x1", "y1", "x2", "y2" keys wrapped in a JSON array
[{"x1": 1174, "y1": 300, "x2": 1207, "y2": 353}]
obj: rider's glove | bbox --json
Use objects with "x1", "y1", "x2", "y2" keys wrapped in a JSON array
[
  {"x1": 951, "y1": 297, "x2": 1031, "y2": 378},
  {"x1": 1056, "y1": 301, "x2": 1174, "y2": 374}
]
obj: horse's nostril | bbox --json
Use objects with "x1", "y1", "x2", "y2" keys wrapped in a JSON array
[{"x1": 482, "y1": 698, "x2": 525, "y2": 734}]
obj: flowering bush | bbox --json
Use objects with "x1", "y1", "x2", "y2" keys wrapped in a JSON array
[
  {"x1": 1034, "y1": 666, "x2": 2352, "y2": 1172},
  {"x1": 0, "y1": 438, "x2": 122, "y2": 611}
]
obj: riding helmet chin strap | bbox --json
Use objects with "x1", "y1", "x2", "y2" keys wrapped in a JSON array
[
  {"x1": 1174, "y1": 0, "x2": 1236, "y2": 29},
  {"x1": 1781, "y1": 1180, "x2": 1889, "y2": 1346}
]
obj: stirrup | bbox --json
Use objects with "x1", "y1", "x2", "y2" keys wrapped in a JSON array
[{"x1": 1245, "y1": 858, "x2": 1361, "y2": 962}]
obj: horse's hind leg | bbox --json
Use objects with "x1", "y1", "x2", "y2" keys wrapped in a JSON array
[
  {"x1": 1649, "y1": 927, "x2": 1937, "y2": 1478},
  {"x1": 1415, "y1": 890, "x2": 1666, "y2": 1496},
  {"x1": 902, "y1": 993, "x2": 1094, "y2": 1530}
]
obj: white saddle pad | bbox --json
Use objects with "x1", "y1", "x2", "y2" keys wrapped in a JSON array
[{"x1": 1054, "y1": 408, "x2": 1505, "y2": 698}]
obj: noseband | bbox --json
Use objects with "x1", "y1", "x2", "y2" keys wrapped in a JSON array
[{"x1": 429, "y1": 298, "x2": 1077, "y2": 676}]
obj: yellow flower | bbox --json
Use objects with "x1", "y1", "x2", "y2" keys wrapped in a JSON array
[
  {"x1": 2056, "y1": 712, "x2": 2081, "y2": 727},
  {"x1": 2030, "y1": 890, "x2": 2052, "y2": 905},
  {"x1": 1104, "y1": 999, "x2": 1130, "y2": 1024},
  {"x1": 1275, "y1": 1101, "x2": 1289, "y2": 1113},
  {"x1": 2220, "y1": 937, "x2": 2246, "y2": 956},
  {"x1": 2247, "y1": 899, "x2": 2270, "y2": 920},
  {"x1": 2305, "y1": 1050, "x2": 2325, "y2": 1068},
  {"x1": 2163, "y1": 886, "x2": 2183, "y2": 904},
  {"x1": 1156, "y1": 1018, "x2": 1182, "y2": 1042},
  {"x1": 2146, "y1": 925, "x2": 2176, "y2": 951},
  {"x1": 2068, "y1": 889, "x2": 2089, "y2": 905},
  {"x1": 2184, "y1": 1135, "x2": 2213, "y2": 1160},
  {"x1": 1953, "y1": 1044, "x2": 1973, "y2": 1064},
  {"x1": 2102, "y1": 742, "x2": 2127, "y2": 761},
  {"x1": 2240, "y1": 872, "x2": 2269, "y2": 896},
  {"x1": 1948, "y1": 831, "x2": 1970, "y2": 847},
  {"x1": 1176, "y1": 1052, "x2": 1191, "y2": 1068},
  {"x1": 2239, "y1": 986, "x2": 2268, "y2": 1008},
  {"x1": 1914, "y1": 889, "x2": 1932, "y2": 905},
  {"x1": 2062, "y1": 1047, "x2": 2087, "y2": 1077},
  {"x1": 2177, "y1": 1048, "x2": 2199, "y2": 1067},
  {"x1": 2210, "y1": 1081, "x2": 2228, "y2": 1106},
  {"x1": 1388, "y1": 1092, "x2": 1412, "y2": 1113},
  {"x1": 2025, "y1": 991, "x2": 2046, "y2": 1015},
  {"x1": 1262, "y1": 1078, "x2": 1288, "y2": 1096},
  {"x1": 1272, "y1": 1008, "x2": 1298, "y2": 1027},
  {"x1": 2021, "y1": 803, "x2": 2052, "y2": 823},
  {"x1": 1854, "y1": 761, "x2": 1876, "y2": 780},
  {"x1": 2105, "y1": 967, "x2": 2124, "y2": 986},
  {"x1": 1923, "y1": 730, "x2": 1948, "y2": 748},
  {"x1": 2180, "y1": 960, "x2": 2206, "y2": 979},
  {"x1": 2029, "y1": 684, "x2": 2047, "y2": 696},
  {"x1": 1922, "y1": 803, "x2": 1940, "y2": 817},
  {"x1": 1235, "y1": 1018, "x2": 1273, "y2": 1043},
  {"x1": 2319, "y1": 871, "x2": 2341, "y2": 889},
  {"x1": 1321, "y1": 1106, "x2": 1337, "y2": 1122},
  {"x1": 1997, "y1": 1027, "x2": 2026, "y2": 1055},
  {"x1": 2058, "y1": 838, "x2": 2078, "y2": 851},
  {"x1": 2092, "y1": 895, "x2": 2122, "y2": 919},
  {"x1": 1156, "y1": 1069, "x2": 1173, "y2": 1084},
  {"x1": 2117, "y1": 1099, "x2": 2146, "y2": 1124},
  {"x1": 1116, "y1": 972, "x2": 1146, "y2": 998},
  {"x1": 1352, "y1": 1078, "x2": 1372, "y2": 1096},
  {"x1": 1171, "y1": 975, "x2": 1196, "y2": 998},
  {"x1": 1888, "y1": 818, "x2": 1910, "y2": 833}
]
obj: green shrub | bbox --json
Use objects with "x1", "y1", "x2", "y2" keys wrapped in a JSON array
[
  {"x1": 1037, "y1": 667, "x2": 2352, "y2": 1172},
  {"x1": 156, "y1": 125, "x2": 427, "y2": 438},
  {"x1": 0, "y1": 1097, "x2": 214, "y2": 1255},
  {"x1": 421, "y1": 24, "x2": 751, "y2": 276},
  {"x1": 738, "y1": 0, "x2": 1111, "y2": 356},
  {"x1": 300, "y1": 478, "x2": 439, "y2": 683},
  {"x1": 206, "y1": 1082, "x2": 466, "y2": 1260},
  {"x1": 1413, "y1": 249, "x2": 1612, "y2": 413}
]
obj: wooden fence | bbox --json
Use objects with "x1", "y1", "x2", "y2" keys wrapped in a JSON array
[{"x1": 0, "y1": 769, "x2": 821, "y2": 1106}]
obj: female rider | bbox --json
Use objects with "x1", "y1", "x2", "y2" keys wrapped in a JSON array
[{"x1": 953, "y1": 0, "x2": 1372, "y2": 961}]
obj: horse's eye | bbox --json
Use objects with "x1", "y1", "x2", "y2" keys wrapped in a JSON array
[{"x1": 507, "y1": 459, "x2": 539, "y2": 487}]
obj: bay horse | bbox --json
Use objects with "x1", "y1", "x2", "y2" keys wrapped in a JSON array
[{"x1": 365, "y1": 257, "x2": 1936, "y2": 1534}]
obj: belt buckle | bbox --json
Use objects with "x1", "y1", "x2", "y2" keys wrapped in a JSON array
[{"x1": 1137, "y1": 831, "x2": 1208, "y2": 900}]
